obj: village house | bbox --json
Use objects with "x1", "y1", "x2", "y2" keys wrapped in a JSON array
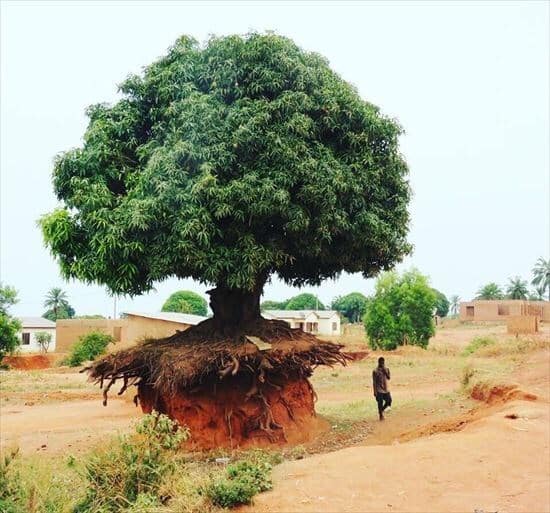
[
  {"x1": 55, "y1": 311, "x2": 207, "y2": 353},
  {"x1": 263, "y1": 310, "x2": 341, "y2": 336},
  {"x1": 459, "y1": 300, "x2": 550, "y2": 322},
  {"x1": 17, "y1": 317, "x2": 56, "y2": 353}
]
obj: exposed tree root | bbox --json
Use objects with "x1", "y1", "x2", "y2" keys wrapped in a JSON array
[{"x1": 86, "y1": 316, "x2": 351, "y2": 406}]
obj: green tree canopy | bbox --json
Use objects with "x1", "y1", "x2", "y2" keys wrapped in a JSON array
[
  {"x1": 0, "y1": 283, "x2": 21, "y2": 361},
  {"x1": 162, "y1": 290, "x2": 208, "y2": 316},
  {"x1": 40, "y1": 33, "x2": 411, "y2": 331},
  {"x1": 432, "y1": 289, "x2": 449, "y2": 318},
  {"x1": 260, "y1": 300, "x2": 288, "y2": 311},
  {"x1": 364, "y1": 270, "x2": 436, "y2": 350},
  {"x1": 285, "y1": 293, "x2": 325, "y2": 311},
  {"x1": 506, "y1": 277, "x2": 528, "y2": 300},
  {"x1": 475, "y1": 282, "x2": 504, "y2": 300},
  {"x1": 531, "y1": 257, "x2": 549, "y2": 301},
  {"x1": 43, "y1": 304, "x2": 75, "y2": 322},
  {"x1": 331, "y1": 292, "x2": 369, "y2": 322}
]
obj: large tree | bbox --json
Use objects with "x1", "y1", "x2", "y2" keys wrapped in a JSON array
[
  {"x1": 40, "y1": 33, "x2": 410, "y2": 337},
  {"x1": 331, "y1": 292, "x2": 369, "y2": 323},
  {"x1": 40, "y1": 34, "x2": 411, "y2": 444},
  {"x1": 531, "y1": 257, "x2": 550, "y2": 301},
  {"x1": 162, "y1": 290, "x2": 208, "y2": 316}
]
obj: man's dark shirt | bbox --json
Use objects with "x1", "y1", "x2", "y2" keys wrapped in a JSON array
[{"x1": 372, "y1": 365, "x2": 391, "y2": 394}]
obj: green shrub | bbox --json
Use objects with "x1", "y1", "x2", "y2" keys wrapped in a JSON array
[
  {"x1": 462, "y1": 336, "x2": 496, "y2": 356},
  {"x1": 364, "y1": 269, "x2": 436, "y2": 350},
  {"x1": 204, "y1": 460, "x2": 272, "y2": 508},
  {"x1": 75, "y1": 412, "x2": 189, "y2": 512},
  {"x1": 66, "y1": 331, "x2": 114, "y2": 367}
]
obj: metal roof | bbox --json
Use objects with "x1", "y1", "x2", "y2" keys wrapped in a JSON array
[
  {"x1": 17, "y1": 317, "x2": 56, "y2": 328},
  {"x1": 263, "y1": 310, "x2": 339, "y2": 320},
  {"x1": 124, "y1": 311, "x2": 207, "y2": 325}
]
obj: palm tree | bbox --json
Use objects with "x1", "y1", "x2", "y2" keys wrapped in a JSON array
[
  {"x1": 476, "y1": 282, "x2": 504, "y2": 300},
  {"x1": 449, "y1": 295, "x2": 460, "y2": 316},
  {"x1": 43, "y1": 287, "x2": 69, "y2": 318},
  {"x1": 531, "y1": 257, "x2": 550, "y2": 301},
  {"x1": 506, "y1": 277, "x2": 529, "y2": 300}
]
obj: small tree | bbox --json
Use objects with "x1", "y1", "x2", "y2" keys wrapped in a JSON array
[
  {"x1": 476, "y1": 283, "x2": 504, "y2": 300},
  {"x1": 364, "y1": 270, "x2": 436, "y2": 350},
  {"x1": 35, "y1": 332, "x2": 52, "y2": 353},
  {"x1": 162, "y1": 290, "x2": 208, "y2": 316},
  {"x1": 531, "y1": 257, "x2": 550, "y2": 301},
  {"x1": 432, "y1": 289, "x2": 450, "y2": 318},
  {"x1": 0, "y1": 283, "x2": 21, "y2": 362},
  {"x1": 449, "y1": 295, "x2": 460, "y2": 316},
  {"x1": 285, "y1": 293, "x2": 325, "y2": 311},
  {"x1": 331, "y1": 292, "x2": 368, "y2": 322},
  {"x1": 506, "y1": 276, "x2": 528, "y2": 300}
]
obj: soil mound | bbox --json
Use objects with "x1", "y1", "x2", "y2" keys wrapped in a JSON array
[
  {"x1": 3, "y1": 355, "x2": 52, "y2": 370},
  {"x1": 470, "y1": 383, "x2": 538, "y2": 405},
  {"x1": 86, "y1": 318, "x2": 350, "y2": 448},
  {"x1": 139, "y1": 376, "x2": 327, "y2": 449}
]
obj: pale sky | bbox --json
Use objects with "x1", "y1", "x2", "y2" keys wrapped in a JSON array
[{"x1": 1, "y1": 1, "x2": 548, "y2": 318}]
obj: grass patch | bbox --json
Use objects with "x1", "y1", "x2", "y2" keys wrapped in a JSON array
[
  {"x1": 1, "y1": 415, "x2": 280, "y2": 513},
  {"x1": 475, "y1": 336, "x2": 549, "y2": 357},
  {"x1": 204, "y1": 460, "x2": 273, "y2": 508},
  {"x1": 462, "y1": 336, "x2": 497, "y2": 356},
  {"x1": 317, "y1": 399, "x2": 376, "y2": 431}
]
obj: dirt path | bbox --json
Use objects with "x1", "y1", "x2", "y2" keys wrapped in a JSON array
[
  {"x1": 0, "y1": 398, "x2": 141, "y2": 454},
  {"x1": 243, "y1": 399, "x2": 549, "y2": 513},
  {"x1": 242, "y1": 348, "x2": 550, "y2": 513}
]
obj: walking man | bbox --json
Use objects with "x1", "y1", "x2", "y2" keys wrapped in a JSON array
[{"x1": 373, "y1": 356, "x2": 392, "y2": 421}]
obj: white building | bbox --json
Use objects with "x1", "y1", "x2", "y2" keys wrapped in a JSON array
[
  {"x1": 263, "y1": 310, "x2": 341, "y2": 336},
  {"x1": 17, "y1": 317, "x2": 56, "y2": 353}
]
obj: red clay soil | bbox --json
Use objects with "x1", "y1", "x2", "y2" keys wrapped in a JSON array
[
  {"x1": 138, "y1": 376, "x2": 328, "y2": 450},
  {"x1": 3, "y1": 354, "x2": 53, "y2": 370},
  {"x1": 470, "y1": 383, "x2": 538, "y2": 404}
]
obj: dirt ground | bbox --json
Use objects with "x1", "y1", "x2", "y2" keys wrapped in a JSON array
[
  {"x1": 243, "y1": 347, "x2": 550, "y2": 513},
  {"x1": 1, "y1": 323, "x2": 549, "y2": 512}
]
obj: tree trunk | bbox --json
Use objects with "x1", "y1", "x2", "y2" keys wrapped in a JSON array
[{"x1": 207, "y1": 278, "x2": 266, "y2": 335}]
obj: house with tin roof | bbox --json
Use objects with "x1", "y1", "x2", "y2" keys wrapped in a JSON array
[
  {"x1": 262, "y1": 310, "x2": 341, "y2": 336},
  {"x1": 17, "y1": 317, "x2": 56, "y2": 353}
]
